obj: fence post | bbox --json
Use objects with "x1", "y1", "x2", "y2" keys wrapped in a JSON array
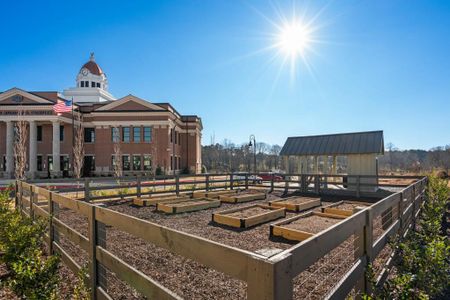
[
  {"x1": 247, "y1": 255, "x2": 293, "y2": 300},
  {"x1": 284, "y1": 176, "x2": 288, "y2": 195},
  {"x1": 48, "y1": 192, "x2": 54, "y2": 254},
  {"x1": 175, "y1": 175, "x2": 180, "y2": 196},
  {"x1": 356, "y1": 176, "x2": 361, "y2": 198},
  {"x1": 14, "y1": 180, "x2": 18, "y2": 208},
  {"x1": 88, "y1": 206, "x2": 98, "y2": 300},
  {"x1": 314, "y1": 175, "x2": 320, "y2": 194},
  {"x1": 136, "y1": 174, "x2": 141, "y2": 198},
  {"x1": 84, "y1": 178, "x2": 90, "y2": 202},
  {"x1": 301, "y1": 175, "x2": 306, "y2": 193},
  {"x1": 30, "y1": 185, "x2": 35, "y2": 219},
  {"x1": 354, "y1": 209, "x2": 368, "y2": 297},
  {"x1": 245, "y1": 174, "x2": 249, "y2": 190},
  {"x1": 364, "y1": 208, "x2": 374, "y2": 294},
  {"x1": 205, "y1": 174, "x2": 210, "y2": 191},
  {"x1": 230, "y1": 174, "x2": 234, "y2": 190},
  {"x1": 270, "y1": 174, "x2": 274, "y2": 193}
]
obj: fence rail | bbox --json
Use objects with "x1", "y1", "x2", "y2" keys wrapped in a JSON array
[{"x1": 16, "y1": 174, "x2": 427, "y2": 299}]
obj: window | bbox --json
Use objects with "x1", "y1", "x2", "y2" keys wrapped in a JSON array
[
  {"x1": 174, "y1": 131, "x2": 177, "y2": 144},
  {"x1": 81, "y1": 81, "x2": 85, "y2": 87},
  {"x1": 170, "y1": 129, "x2": 173, "y2": 143},
  {"x1": 122, "y1": 127, "x2": 130, "y2": 142},
  {"x1": 37, "y1": 155, "x2": 43, "y2": 171},
  {"x1": 2, "y1": 156, "x2": 5, "y2": 171},
  {"x1": 84, "y1": 128, "x2": 95, "y2": 143},
  {"x1": 144, "y1": 127, "x2": 152, "y2": 142},
  {"x1": 60, "y1": 125, "x2": 64, "y2": 141},
  {"x1": 122, "y1": 155, "x2": 130, "y2": 171},
  {"x1": 132, "y1": 155, "x2": 141, "y2": 170},
  {"x1": 37, "y1": 126, "x2": 42, "y2": 142},
  {"x1": 143, "y1": 155, "x2": 152, "y2": 171},
  {"x1": 60, "y1": 156, "x2": 70, "y2": 171},
  {"x1": 85, "y1": 81, "x2": 89, "y2": 87},
  {"x1": 91, "y1": 81, "x2": 96, "y2": 88},
  {"x1": 96, "y1": 82, "x2": 100, "y2": 88},
  {"x1": 133, "y1": 127, "x2": 141, "y2": 143},
  {"x1": 48, "y1": 156, "x2": 53, "y2": 171},
  {"x1": 111, "y1": 127, "x2": 120, "y2": 142},
  {"x1": 170, "y1": 156, "x2": 173, "y2": 170}
]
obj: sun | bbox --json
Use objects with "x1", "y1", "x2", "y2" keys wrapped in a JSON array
[{"x1": 277, "y1": 21, "x2": 311, "y2": 58}]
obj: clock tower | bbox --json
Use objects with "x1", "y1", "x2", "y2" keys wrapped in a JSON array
[{"x1": 63, "y1": 53, "x2": 116, "y2": 103}]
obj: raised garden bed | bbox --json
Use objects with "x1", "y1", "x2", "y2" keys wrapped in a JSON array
[
  {"x1": 212, "y1": 204, "x2": 285, "y2": 228},
  {"x1": 133, "y1": 194, "x2": 190, "y2": 207},
  {"x1": 192, "y1": 189, "x2": 238, "y2": 199},
  {"x1": 321, "y1": 200, "x2": 369, "y2": 216},
  {"x1": 270, "y1": 211, "x2": 348, "y2": 242},
  {"x1": 219, "y1": 191, "x2": 266, "y2": 203},
  {"x1": 268, "y1": 196, "x2": 321, "y2": 212},
  {"x1": 156, "y1": 198, "x2": 221, "y2": 214}
]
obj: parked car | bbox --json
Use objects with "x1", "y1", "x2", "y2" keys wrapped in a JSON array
[
  {"x1": 232, "y1": 173, "x2": 263, "y2": 184},
  {"x1": 258, "y1": 172, "x2": 283, "y2": 182}
]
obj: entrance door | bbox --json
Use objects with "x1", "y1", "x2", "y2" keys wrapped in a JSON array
[
  {"x1": 83, "y1": 156, "x2": 95, "y2": 177},
  {"x1": 47, "y1": 156, "x2": 53, "y2": 178}
]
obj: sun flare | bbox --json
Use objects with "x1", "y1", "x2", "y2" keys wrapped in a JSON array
[{"x1": 277, "y1": 22, "x2": 311, "y2": 57}]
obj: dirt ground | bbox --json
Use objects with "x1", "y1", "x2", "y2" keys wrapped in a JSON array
[
  {"x1": 283, "y1": 215, "x2": 342, "y2": 234},
  {"x1": 226, "y1": 206, "x2": 271, "y2": 218},
  {"x1": 42, "y1": 190, "x2": 388, "y2": 299}
]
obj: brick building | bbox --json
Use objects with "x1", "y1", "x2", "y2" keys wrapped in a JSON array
[{"x1": 0, "y1": 54, "x2": 202, "y2": 178}]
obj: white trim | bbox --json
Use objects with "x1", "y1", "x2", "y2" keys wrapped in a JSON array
[
  {"x1": 0, "y1": 88, "x2": 54, "y2": 104},
  {"x1": 95, "y1": 94, "x2": 163, "y2": 111}
]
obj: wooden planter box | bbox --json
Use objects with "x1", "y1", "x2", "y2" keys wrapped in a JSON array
[
  {"x1": 321, "y1": 201, "x2": 369, "y2": 217},
  {"x1": 193, "y1": 189, "x2": 238, "y2": 199},
  {"x1": 156, "y1": 198, "x2": 221, "y2": 214},
  {"x1": 268, "y1": 197, "x2": 321, "y2": 212},
  {"x1": 133, "y1": 195, "x2": 190, "y2": 207},
  {"x1": 270, "y1": 211, "x2": 348, "y2": 242},
  {"x1": 219, "y1": 191, "x2": 266, "y2": 203},
  {"x1": 212, "y1": 204, "x2": 285, "y2": 228}
]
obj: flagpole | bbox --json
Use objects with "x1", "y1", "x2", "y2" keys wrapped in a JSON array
[{"x1": 71, "y1": 97, "x2": 75, "y2": 177}]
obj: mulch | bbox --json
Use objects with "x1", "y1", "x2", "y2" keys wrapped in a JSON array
[{"x1": 45, "y1": 191, "x2": 377, "y2": 299}]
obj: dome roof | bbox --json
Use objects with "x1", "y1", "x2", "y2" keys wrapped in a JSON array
[{"x1": 80, "y1": 53, "x2": 104, "y2": 76}]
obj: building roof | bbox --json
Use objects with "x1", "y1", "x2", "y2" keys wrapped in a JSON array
[
  {"x1": 80, "y1": 53, "x2": 103, "y2": 76},
  {"x1": 280, "y1": 130, "x2": 384, "y2": 156}
]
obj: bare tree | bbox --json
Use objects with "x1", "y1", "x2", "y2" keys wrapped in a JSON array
[
  {"x1": 14, "y1": 110, "x2": 28, "y2": 180},
  {"x1": 73, "y1": 114, "x2": 84, "y2": 180},
  {"x1": 112, "y1": 127, "x2": 122, "y2": 178},
  {"x1": 73, "y1": 114, "x2": 84, "y2": 198}
]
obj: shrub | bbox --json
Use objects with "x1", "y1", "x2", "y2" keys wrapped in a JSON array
[
  {"x1": 72, "y1": 265, "x2": 90, "y2": 300},
  {"x1": 9, "y1": 249, "x2": 59, "y2": 299},
  {"x1": 0, "y1": 186, "x2": 60, "y2": 300},
  {"x1": 370, "y1": 175, "x2": 450, "y2": 299}
]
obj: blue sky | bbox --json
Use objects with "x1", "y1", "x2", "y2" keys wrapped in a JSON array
[{"x1": 1, "y1": 1, "x2": 449, "y2": 150}]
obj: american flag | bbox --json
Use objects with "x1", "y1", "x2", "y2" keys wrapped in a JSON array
[{"x1": 53, "y1": 99, "x2": 73, "y2": 114}]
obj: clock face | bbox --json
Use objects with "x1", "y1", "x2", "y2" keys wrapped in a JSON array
[{"x1": 81, "y1": 68, "x2": 88, "y2": 76}]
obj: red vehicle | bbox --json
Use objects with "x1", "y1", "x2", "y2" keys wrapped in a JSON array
[{"x1": 258, "y1": 172, "x2": 283, "y2": 182}]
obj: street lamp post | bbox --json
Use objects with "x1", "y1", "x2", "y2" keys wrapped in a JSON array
[{"x1": 248, "y1": 134, "x2": 256, "y2": 174}]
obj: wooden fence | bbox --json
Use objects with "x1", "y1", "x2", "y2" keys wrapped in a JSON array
[{"x1": 16, "y1": 174, "x2": 427, "y2": 299}]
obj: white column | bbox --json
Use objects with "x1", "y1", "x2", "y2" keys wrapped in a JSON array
[
  {"x1": 29, "y1": 121, "x2": 37, "y2": 178},
  {"x1": 323, "y1": 155, "x2": 329, "y2": 174},
  {"x1": 332, "y1": 156, "x2": 337, "y2": 174},
  {"x1": 52, "y1": 121, "x2": 61, "y2": 176},
  {"x1": 314, "y1": 156, "x2": 319, "y2": 174},
  {"x1": 6, "y1": 121, "x2": 14, "y2": 178}
]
